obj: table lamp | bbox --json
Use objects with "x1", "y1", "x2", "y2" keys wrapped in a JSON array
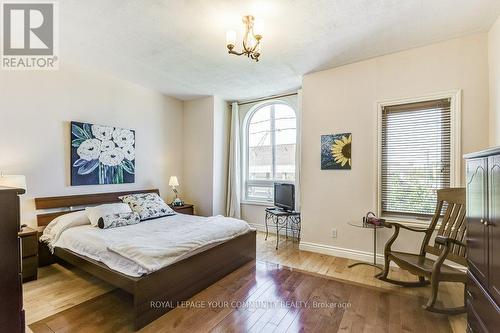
[
  {"x1": 169, "y1": 176, "x2": 184, "y2": 206},
  {"x1": 0, "y1": 174, "x2": 27, "y2": 191}
]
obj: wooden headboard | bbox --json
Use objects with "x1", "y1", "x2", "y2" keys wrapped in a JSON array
[{"x1": 35, "y1": 189, "x2": 159, "y2": 226}]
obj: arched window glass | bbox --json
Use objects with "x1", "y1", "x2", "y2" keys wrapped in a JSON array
[{"x1": 244, "y1": 102, "x2": 296, "y2": 201}]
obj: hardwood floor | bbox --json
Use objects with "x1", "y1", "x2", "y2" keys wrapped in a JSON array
[
  {"x1": 25, "y1": 231, "x2": 466, "y2": 332},
  {"x1": 23, "y1": 263, "x2": 114, "y2": 326},
  {"x1": 256, "y1": 233, "x2": 466, "y2": 333},
  {"x1": 30, "y1": 261, "x2": 455, "y2": 333}
]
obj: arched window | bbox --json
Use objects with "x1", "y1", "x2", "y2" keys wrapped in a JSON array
[{"x1": 243, "y1": 101, "x2": 297, "y2": 202}]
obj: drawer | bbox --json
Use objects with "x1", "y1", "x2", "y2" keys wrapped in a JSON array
[
  {"x1": 467, "y1": 272, "x2": 500, "y2": 332},
  {"x1": 175, "y1": 206, "x2": 194, "y2": 215},
  {"x1": 22, "y1": 256, "x2": 38, "y2": 282},
  {"x1": 21, "y1": 234, "x2": 38, "y2": 258},
  {"x1": 467, "y1": 299, "x2": 486, "y2": 333}
]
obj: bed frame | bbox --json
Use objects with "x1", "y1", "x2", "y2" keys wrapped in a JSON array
[{"x1": 34, "y1": 189, "x2": 256, "y2": 330}]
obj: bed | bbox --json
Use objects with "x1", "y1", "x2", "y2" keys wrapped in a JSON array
[{"x1": 35, "y1": 189, "x2": 256, "y2": 330}]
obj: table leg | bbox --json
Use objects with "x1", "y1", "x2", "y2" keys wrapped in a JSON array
[
  {"x1": 348, "y1": 262, "x2": 382, "y2": 269},
  {"x1": 265, "y1": 212, "x2": 269, "y2": 241},
  {"x1": 285, "y1": 216, "x2": 289, "y2": 239},
  {"x1": 275, "y1": 216, "x2": 279, "y2": 250},
  {"x1": 348, "y1": 226, "x2": 382, "y2": 271},
  {"x1": 297, "y1": 216, "x2": 301, "y2": 240}
]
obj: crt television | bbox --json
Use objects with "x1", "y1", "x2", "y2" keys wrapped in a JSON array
[{"x1": 274, "y1": 183, "x2": 295, "y2": 212}]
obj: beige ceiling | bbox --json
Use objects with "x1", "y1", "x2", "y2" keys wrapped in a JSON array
[{"x1": 61, "y1": 0, "x2": 500, "y2": 100}]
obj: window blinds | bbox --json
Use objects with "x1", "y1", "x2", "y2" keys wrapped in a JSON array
[{"x1": 381, "y1": 98, "x2": 451, "y2": 217}]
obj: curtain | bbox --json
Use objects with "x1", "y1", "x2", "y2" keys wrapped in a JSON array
[
  {"x1": 295, "y1": 90, "x2": 302, "y2": 212},
  {"x1": 226, "y1": 102, "x2": 241, "y2": 218}
]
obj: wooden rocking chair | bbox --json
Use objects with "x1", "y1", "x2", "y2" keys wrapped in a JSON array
[{"x1": 377, "y1": 188, "x2": 467, "y2": 314}]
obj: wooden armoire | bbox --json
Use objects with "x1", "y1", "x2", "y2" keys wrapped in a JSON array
[
  {"x1": 0, "y1": 187, "x2": 25, "y2": 332},
  {"x1": 464, "y1": 148, "x2": 500, "y2": 332}
]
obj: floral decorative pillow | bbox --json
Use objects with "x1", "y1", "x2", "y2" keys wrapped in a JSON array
[
  {"x1": 97, "y1": 212, "x2": 141, "y2": 229},
  {"x1": 86, "y1": 203, "x2": 132, "y2": 227},
  {"x1": 119, "y1": 193, "x2": 175, "y2": 221}
]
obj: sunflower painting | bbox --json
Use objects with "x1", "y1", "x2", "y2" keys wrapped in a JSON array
[{"x1": 321, "y1": 133, "x2": 352, "y2": 170}]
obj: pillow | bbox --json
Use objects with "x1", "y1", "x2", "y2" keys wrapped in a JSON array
[
  {"x1": 86, "y1": 203, "x2": 132, "y2": 226},
  {"x1": 119, "y1": 192, "x2": 175, "y2": 220},
  {"x1": 97, "y1": 212, "x2": 141, "y2": 229},
  {"x1": 40, "y1": 210, "x2": 90, "y2": 248}
]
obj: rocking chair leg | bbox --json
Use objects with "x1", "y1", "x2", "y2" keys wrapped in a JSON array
[
  {"x1": 375, "y1": 256, "x2": 390, "y2": 279},
  {"x1": 423, "y1": 281, "x2": 467, "y2": 315},
  {"x1": 424, "y1": 277, "x2": 439, "y2": 309},
  {"x1": 378, "y1": 276, "x2": 430, "y2": 287},
  {"x1": 377, "y1": 258, "x2": 430, "y2": 287}
]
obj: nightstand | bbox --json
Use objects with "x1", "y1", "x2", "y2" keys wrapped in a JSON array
[
  {"x1": 169, "y1": 204, "x2": 194, "y2": 215},
  {"x1": 18, "y1": 227, "x2": 38, "y2": 282}
]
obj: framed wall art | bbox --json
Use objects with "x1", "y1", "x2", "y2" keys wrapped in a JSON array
[
  {"x1": 71, "y1": 121, "x2": 135, "y2": 185},
  {"x1": 321, "y1": 133, "x2": 352, "y2": 170}
]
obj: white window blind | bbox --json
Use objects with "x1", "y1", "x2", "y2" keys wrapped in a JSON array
[{"x1": 381, "y1": 98, "x2": 451, "y2": 217}]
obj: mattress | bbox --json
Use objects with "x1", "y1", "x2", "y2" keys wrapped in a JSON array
[{"x1": 51, "y1": 214, "x2": 251, "y2": 277}]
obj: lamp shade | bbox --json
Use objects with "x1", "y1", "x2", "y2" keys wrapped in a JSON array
[
  {"x1": 169, "y1": 176, "x2": 179, "y2": 187},
  {"x1": 253, "y1": 18, "x2": 264, "y2": 36},
  {"x1": 226, "y1": 30, "x2": 236, "y2": 46},
  {"x1": 0, "y1": 175, "x2": 27, "y2": 190}
]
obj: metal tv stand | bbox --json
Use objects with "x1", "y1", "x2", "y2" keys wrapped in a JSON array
[{"x1": 265, "y1": 207, "x2": 301, "y2": 250}]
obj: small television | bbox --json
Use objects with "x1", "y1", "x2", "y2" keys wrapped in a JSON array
[{"x1": 274, "y1": 183, "x2": 295, "y2": 212}]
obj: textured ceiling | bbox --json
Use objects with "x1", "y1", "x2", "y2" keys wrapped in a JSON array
[{"x1": 60, "y1": 0, "x2": 500, "y2": 100}]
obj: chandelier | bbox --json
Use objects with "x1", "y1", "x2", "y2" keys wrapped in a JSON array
[{"x1": 226, "y1": 15, "x2": 262, "y2": 62}]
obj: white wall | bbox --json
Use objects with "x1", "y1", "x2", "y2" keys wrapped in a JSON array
[
  {"x1": 0, "y1": 64, "x2": 184, "y2": 228},
  {"x1": 182, "y1": 96, "x2": 229, "y2": 216},
  {"x1": 300, "y1": 34, "x2": 489, "y2": 260},
  {"x1": 489, "y1": 16, "x2": 500, "y2": 146},
  {"x1": 183, "y1": 96, "x2": 215, "y2": 216}
]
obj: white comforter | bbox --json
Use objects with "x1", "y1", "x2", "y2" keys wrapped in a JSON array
[{"x1": 43, "y1": 214, "x2": 251, "y2": 277}]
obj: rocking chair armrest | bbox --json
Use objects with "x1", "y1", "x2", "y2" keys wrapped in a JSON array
[
  {"x1": 435, "y1": 236, "x2": 466, "y2": 248},
  {"x1": 432, "y1": 236, "x2": 464, "y2": 272},
  {"x1": 384, "y1": 221, "x2": 428, "y2": 233},
  {"x1": 382, "y1": 222, "x2": 427, "y2": 254}
]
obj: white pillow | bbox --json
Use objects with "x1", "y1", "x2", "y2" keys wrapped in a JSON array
[
  {"x1": 86, "y1": 203, "x2": 132, "y2": 226},
  {"x1": 40, "y1": 210, "x2": 90, "y2": 248}
]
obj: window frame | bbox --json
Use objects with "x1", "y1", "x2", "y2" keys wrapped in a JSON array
[
  {"x1": 241, "y1": 100, "x2": 297, "y2": 204},
  {"x1": 376, "y1": 90, "x2": 462, "y2": 225}
]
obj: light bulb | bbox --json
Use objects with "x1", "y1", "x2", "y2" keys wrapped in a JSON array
[
  {"x1": 253, "y1": 18, "x2": 264, "y2": 37},
  {"x1": 226, "y1": 30, "x2": 236, "y2": 47}
]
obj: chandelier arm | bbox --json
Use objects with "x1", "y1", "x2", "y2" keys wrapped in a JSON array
[
  {"x1": 228, "y1": 49, "x2": 245, "y2": 56},
  {"x1": 242, "y1": 29, "x2": 251, "y2": 52},
  {"x1": 250, "y1": 39, "x2": 261, "y2": 53}
]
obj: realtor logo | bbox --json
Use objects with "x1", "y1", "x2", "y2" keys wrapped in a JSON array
[{"x1": 1, "y1": 1, "x2": 59, "y2": 70}]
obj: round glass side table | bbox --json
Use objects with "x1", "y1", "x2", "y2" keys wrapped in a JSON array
[{"x1": 347, "y1": 220, "x2": 386, "y2": 270}]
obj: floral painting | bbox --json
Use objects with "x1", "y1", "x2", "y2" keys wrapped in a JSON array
[
  {"x1": 321, "y1": 133, "x2": 352, "y2": 170},
  {"x1": 71, "y1": 121, "x2": 135, "y2": 185}
]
